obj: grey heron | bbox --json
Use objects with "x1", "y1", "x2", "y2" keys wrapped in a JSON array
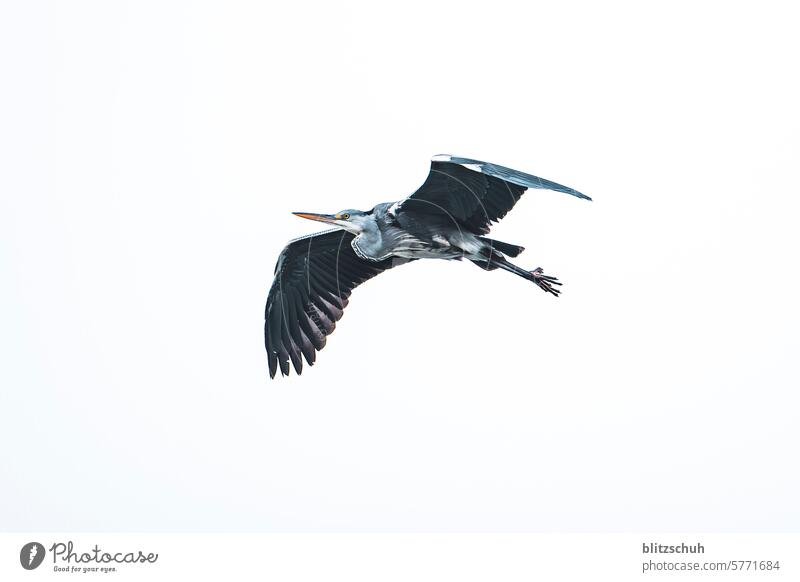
[{"x1": 264, "y1": 154, "x2": 590, "y2": 378}]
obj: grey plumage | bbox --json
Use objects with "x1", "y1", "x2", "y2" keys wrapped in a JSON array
[{"x1": 264, "y1": 154, "x2": 590, "y2": 378}]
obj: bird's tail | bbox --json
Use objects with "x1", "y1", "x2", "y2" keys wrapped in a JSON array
[{"x1": 476, "y1": 237, "x2": 525, "y2": 257}]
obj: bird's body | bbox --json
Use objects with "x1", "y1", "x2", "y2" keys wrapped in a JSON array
[
  {"x1": 348, "y1": 202, "x2": 480, "y2": 261},
  {"x1": 265, "y1": 155, "x2": 590, "y2": 378}
]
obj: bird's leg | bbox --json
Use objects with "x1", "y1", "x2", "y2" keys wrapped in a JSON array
[
  {"x1": 529, "y1": 267, "x2": 562, "y2": 297},
  {"x1": 472, "y1": 251, "x2": 562, "y2": 296}
]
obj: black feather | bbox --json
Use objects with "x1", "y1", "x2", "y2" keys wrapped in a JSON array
[
  {"x1": 397, "y1": 157, "x2": 588, "y2": 235},
  {"x1": 264, "y1": 229, "x2": 401, "y2": 378}
]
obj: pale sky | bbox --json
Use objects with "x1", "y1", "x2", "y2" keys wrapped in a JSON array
[{"x1": 1, "y1": 0, "x2": 798, "y2": 531}]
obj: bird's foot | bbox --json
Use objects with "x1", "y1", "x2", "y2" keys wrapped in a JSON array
[{"x1": 531, "y1": 267, "x2": 562, "y2": 296}]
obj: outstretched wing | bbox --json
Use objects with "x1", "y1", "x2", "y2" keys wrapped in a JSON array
[
  {"x1": 265, "y1": 229, "x2": 397, "y2": 378},
  {"x1": 394, "y1": 155, "x2": 590, "y2": 235}
]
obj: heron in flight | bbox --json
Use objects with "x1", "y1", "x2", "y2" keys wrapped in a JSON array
[{"x1": 264, "y1": 155, "x2": 590, "y2": 378}]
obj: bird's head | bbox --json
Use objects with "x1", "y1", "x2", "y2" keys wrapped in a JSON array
[{"x1": 292, "y1": 209, "x2": 371, "y2": 234}]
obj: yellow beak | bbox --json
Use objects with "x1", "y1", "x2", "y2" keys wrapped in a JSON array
[{"x1": 292, "y1": 212, "x2": 338, "y2": 224}]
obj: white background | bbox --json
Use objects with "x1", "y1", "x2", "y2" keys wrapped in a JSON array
[{"x1": 1, "y1": 1, "x2": 798, "y2": 532}]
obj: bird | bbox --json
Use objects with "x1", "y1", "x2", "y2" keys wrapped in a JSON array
[{"x1": 264, "y1": 154, "x2": 590, "y2": 378}]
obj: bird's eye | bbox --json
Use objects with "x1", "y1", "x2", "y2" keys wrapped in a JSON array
[{"x1": 341, "y1": 213, "x2": 350, "y2": 219}]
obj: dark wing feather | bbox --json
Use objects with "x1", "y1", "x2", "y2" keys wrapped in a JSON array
[
  {"x1": 264, "y1": 229, "x2": 396, "y2": 378},
  {"x1": 396, "y1": 155, "x2": 590, "y2": 235}
]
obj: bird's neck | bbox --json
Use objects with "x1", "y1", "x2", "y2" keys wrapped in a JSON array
[{"x1": 352, "y1": 222, "x2": 388, "y2": 261}]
